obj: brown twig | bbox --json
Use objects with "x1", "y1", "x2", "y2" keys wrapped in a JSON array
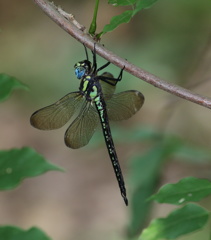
[{"x1": 33, "y1": 0, "x2": 211, "y2": 109}]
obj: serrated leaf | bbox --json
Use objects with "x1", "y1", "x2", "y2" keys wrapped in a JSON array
[
  {"x1": 0, "y1": 147, "x2": 64, "y2": 190},
  {"x1": 108, "y1": 0, "x2": 137, "y2": 6},
  {"x1": 149, "y1": 177, "x2": 211, "y2": 205},
  {"x1": 140, "y1": 203, "x2": 209, "y2": 240},
  {"x1": 0, "y1": 73, "x2": 28, "y2": 102},
  {"x1": 102, "y1": 10, "x2": 133, "y2": 34},
  {"x1": 0, "y1": 226, "x2": 51, "y2": 240}
]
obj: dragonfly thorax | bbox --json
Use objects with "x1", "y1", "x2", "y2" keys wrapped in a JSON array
[
  {"x1": 74, "y1": 60, "x2": 92, "y2": 79},
  {"x1": 80, "y1": 75, "x2": 101, "y2": 102},
  {"x1": 89, "y1": 85, "x2": 98, "y2": 100}
]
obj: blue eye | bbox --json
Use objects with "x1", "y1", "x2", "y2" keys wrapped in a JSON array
[{"x1": 75, "y1": 68, "x2": 86, "y2": 79}]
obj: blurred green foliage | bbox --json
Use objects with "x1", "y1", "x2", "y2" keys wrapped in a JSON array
[
  {"x1": 0, "y1": 0, "x2": 211, "y2": 240},
  {"x1": 0, "y1": 226, "x2": 51, "y2": 240}
]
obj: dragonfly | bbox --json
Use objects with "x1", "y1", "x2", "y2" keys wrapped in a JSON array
[{"x1": 30, "y1": 44, "x2": 145, "y2": 205}]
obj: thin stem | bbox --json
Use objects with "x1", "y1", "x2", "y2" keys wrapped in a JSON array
[
  {"x1": 32, "y1": 0, "x2": 211, "y2": 110},
  {"x1": 89, "y1": 0, "x2": 100, "y2": 35}
]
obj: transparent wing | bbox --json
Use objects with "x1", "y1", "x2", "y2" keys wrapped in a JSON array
[
  {"x1": 99, "y1": 72, "x2": 116, "y2": 100},
  {"x1": 65, "y1": 102, "x2": 99, "y2": 149},
  {"x1": 30, "y1": 92, "x2": 83, "y2": 130},
  {"x1": 107, "y1": 90, "x2": 144, "y2": 121}
]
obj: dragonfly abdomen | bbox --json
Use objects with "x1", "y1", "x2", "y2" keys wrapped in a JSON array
[{"x1": 95, "y1": 95, "x2": 128, "y2": 205}]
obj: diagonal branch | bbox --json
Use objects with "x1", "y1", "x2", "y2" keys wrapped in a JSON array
[{"x1": 33, "y1": 0, "x2": 211, "y2": 110}]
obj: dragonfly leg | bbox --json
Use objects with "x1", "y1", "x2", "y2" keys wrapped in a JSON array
[
  {"x1": 97, "y1": 61, "x2": 111, "y2": 72},
  {"x1": 97, "y1": 66, "x2": 125, "y2": 86},
  {"x1": 92, "y1": 43, "x2": 98, "y2": 73},
  {"x1": 118, "y1": 66, "x2": 125, "y2": 81},
  {"x1": 83, "y1": 43, "x2": 89, "y2": 61},
  {"x1": 92, "y1": 43, "x2": 111, "y2": 73},
  {"x1": 97, "y1": 75, "x2": 118, "y2": 86}
]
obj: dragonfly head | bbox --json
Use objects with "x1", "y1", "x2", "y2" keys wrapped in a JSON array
[{"x1": 74, "y1": 60, "x2": 92, "y2": 79}]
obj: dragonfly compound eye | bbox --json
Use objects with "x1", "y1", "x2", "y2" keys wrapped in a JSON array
[
  {"x1": 75, "y1": 66, "x2": 86, "y2": 79},
  {"x1": 74, "y1": 60, "x2": 92, "y2": 79}
]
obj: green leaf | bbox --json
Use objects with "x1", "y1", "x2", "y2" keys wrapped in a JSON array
[
  {"x1": 149, "y1": 177, "x2": 211, "y2": 205},
  {"x1": 102, "y1": 0, "x2": 158, "y2": 34},
  {"x1": 140, "y1": 203, "x2": 209, "y2": 240},
  {"x1": 102, "y1": 10, "x2": 133, "y2": 34},
  {"x1": 0, "y1": 147, "x2": 64, "y2": 190},
  {"x1": 0, "y1": 73, "x2": 28, "y2": 102},
  {"x1": 128, "y1": 174, "x2": 159, "y2": 238},
  {"x1": 128, "y1": 139, "x2": 179, "y2": 237},
  {"x1": 0, "y1": 226, "x2": 51, "y2": 240},
  {"x1": 128, "y1": 146, "x2": 162, "y2": 237},
  {"x1": 108, "y1": 0, "x2": 137, "y2": 6},
  {"x1": 135, "y1": 0, "x2": 158, "y2": 10}
]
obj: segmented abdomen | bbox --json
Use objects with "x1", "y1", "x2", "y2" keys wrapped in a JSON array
[{"x1": 95, "y1": 95, "x2": 128, "y2": 205}]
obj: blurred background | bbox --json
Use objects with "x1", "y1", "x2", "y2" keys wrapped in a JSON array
[{"x1": 1, "y1": 0, "x2": 211, "y2": 239}]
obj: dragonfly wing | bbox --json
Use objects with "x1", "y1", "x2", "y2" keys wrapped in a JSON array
[
  {"x1": 30, "y1": 92, "x2": 83, "y2": 130},
  {"x1": 99, "y1": 72, "x2": 116, "y2": 100},
  {"x1": 65, "y1": 102, "x2": 99, "y2": 149},
  {"x1": 107, "y1": 90, "x2": 144, "y2": 121}
]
